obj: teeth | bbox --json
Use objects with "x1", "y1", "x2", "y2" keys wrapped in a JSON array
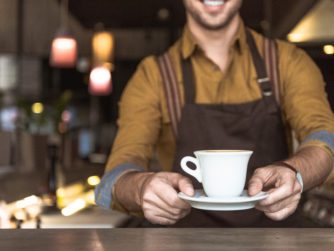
[{"x1": 204, "y1": 0, "x2": 225, "y2": 7}]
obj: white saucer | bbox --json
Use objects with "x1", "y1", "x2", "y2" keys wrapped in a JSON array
[{"x1": 178, "y1": 189, "x2": 268, "y2": 211}]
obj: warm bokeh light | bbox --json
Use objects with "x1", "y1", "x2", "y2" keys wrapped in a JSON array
[
  {"x1": 56, "y1": 183, "x2": 85, "y2": 209},
  {"x1": 15, "y1": 195, "x2": 41, "y2": 209},
  {"x1": 89, "y1": 66, "x2": 112, "y2": 95},
  {"x1": 56, "y1": 183, "x2": 84, "y2": 198},
  {"x1": 287, "y1": 0, "x2": 334, "y2": 43},
  {"x1": 0, "y1": 203, "x2": 11, "y2": 229},
  {"x1": 287, "y1": 33, "x2": 304, "y2": 43},
  {"x1": 323, "y1": 45, "x2": 334, "y2": 55},
  {"x1": 50, "y1": 37, "x2": 77, "y2": 68},
  {"x1": 31, "y1": 102, "x2": 44, "y2": 114},
  {"x1": 85, "y1": 190, "x2": 95, "y2": 205},
  {"x1": 92, "y1": 31, "x2": 114, "y2": 65},
  {"x1": 87, "y1": 176, "x2": 101, "y2": 186},
  {"x1": 61, "y1": 199, "x2": 86, "y2": 217},
  {"x1": 13, "y1": 210, "x2": 26, "y2": 221}
]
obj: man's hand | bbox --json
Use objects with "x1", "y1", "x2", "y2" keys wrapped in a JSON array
[
  {"x1": 115, "y1": 171, "x2": 194, "y2": 225},
  {"x1": 248, "y1": 165, "x2": 302, "y2": 221},
  {"x1": 139, "y1": 172, "x2": 194, "y2": 225}
]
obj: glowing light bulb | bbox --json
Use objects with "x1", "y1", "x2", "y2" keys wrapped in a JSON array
[
  {"x1": 87, "y1": 176, "x2": 101, "y2": 186},
  {"x1": 32, "y1": 103, "x2": 44, "y2": 114},
  {"x1": 89, "y1": 66, "x2": 112, "y2": 95},
  {"x1": 323, "y1": 45, "x2": 334, "y2": 55}
]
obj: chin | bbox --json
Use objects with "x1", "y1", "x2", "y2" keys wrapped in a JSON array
[{"x1": 185, "y1": 0, "x2": 242, "y2": 30}]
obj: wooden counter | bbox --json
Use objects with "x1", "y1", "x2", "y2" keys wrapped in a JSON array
[{"x1": 1, "y1": 228, "x2": 333, "y2": 251}]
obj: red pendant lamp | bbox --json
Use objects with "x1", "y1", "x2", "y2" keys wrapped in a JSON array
[{"x1": 50, "y1": 0, "x2": 77, "y2": 68}]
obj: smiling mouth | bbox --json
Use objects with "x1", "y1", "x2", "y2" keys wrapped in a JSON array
[{"x1": 201, "y1": 0, "x2": 226, "y2": 7}]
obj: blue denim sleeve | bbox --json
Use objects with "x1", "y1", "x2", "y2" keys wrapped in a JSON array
[
  {"x1": 302, "y1": 130, "x2": 334, "y2": 151},
  {"x1": 95, "y1": 163, "x2": 145, "y2": 209}
]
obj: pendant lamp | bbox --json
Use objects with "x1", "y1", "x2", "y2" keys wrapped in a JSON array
[
  {"x1": 92, "y1": 31, "x2": 114, "y2": 66},
  {"x1": 50, "y1": 0, "x2": 77, "y2": 68},
  {"x1": 89, "y1": 24, "x2": 114, "y2": 96},
  {"x1": 89, "y1": 65, "x2": 112, "y2": 96}
]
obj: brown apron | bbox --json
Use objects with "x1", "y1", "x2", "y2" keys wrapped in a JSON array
[
  {"x1": 167, "y1": 30, "x2": 288, "y2": 227},
  {"x1": 154, "y1": 31, "x2": 315, "y2": 227}
]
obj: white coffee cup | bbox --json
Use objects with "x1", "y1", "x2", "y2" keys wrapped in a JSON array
[{"x1": 181, "y1": 150, "x2": 253, "y2": 198}]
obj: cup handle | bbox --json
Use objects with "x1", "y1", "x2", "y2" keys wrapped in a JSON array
[{"x1": 180, "y1": 156, "x2": 202, "y2": 183}]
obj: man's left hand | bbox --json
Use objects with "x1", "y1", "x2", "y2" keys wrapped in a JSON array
[{"x1": 248, "y1": 164, "x2": 302, "y2": 221}]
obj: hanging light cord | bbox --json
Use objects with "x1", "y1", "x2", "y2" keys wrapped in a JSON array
[{"x1": 60, "y1": 0, "x2": 69, "y2": 28}]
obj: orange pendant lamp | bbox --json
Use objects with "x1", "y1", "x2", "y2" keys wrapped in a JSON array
[
  {"x1": 89, "y1": 27, "x2": 114, "y2": 96},
  {"x1": 50, "y1": 0, "x2": 77, "y2": 68},
  {"x1": 92, "y1": 31, "x2": 114, "y2": 66}
]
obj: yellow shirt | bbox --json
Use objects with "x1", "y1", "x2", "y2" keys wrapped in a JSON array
[{"x1": 106, "y1": 23, "x2": 334, "y2": 177}]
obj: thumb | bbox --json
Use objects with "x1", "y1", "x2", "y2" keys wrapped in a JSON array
[
  {"x1": 178, "y1": 176, "x2": 195, "y2": 197},
  {"x1": 167, "y1": 173, "x2": 195, "y2": 197},
  {"x1": 248, "y1": 170, "x2": 266, "y2": 196}
]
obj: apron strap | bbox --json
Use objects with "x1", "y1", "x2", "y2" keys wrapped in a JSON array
[
  {"x1": 264, "y1": 36, "x2": 295, "y2": 153},
  {"x1": 245, "y1": 30, "x2": 273, "y2": 97},
  {"x1": 156, "y1": 53, "x2": 182, "y2": 138},
  {"x1": 264, "y1": 37, "x2": 281, "y2": 105},
  {"x1": 182, "y1": 58, "x2": 196, "y2": 104}
]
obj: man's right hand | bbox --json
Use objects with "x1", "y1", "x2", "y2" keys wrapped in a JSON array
[{"x1": 115, "y1": 172, "x2": 194, "y2": 225}]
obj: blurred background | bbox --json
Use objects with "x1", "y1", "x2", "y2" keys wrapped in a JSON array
[{"x1": 0, "y1": 0, "x2": 333, "y2": 229}]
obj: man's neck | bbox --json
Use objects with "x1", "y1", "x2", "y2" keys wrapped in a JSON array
[{"x1": 187, "y1": 15, "x2": 240, "y2": 72}]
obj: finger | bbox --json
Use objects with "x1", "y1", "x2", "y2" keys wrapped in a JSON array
[
  {"x1": 166, "y1": 173, "x2": 195, "y2": 196},
  {"x1": 264, "y1": 200, "x2": 299, "y2": 221},
  {"x1": 293, "y1": 179, "x2": 303, "y2": 194},
  {"x1": 145, "y1": 173, "x2": 191, "y2": 210},
  {"x1": 258, "y1": 177, "x2": 296, "y2": 207},
  {"x1": 143, "y1": 191, "x2": 190, "y2": 218},
  {"x1": 248, "y1": 177, "x2": 264, "y2": 196},
  {"x1": 248, "y1": 168, "x2": 274, "y2": 196},
  {"x1": 178, "y1": 176, "x2": 195, "y2": 197},
  {"x1": 144, "y1": 207, "x2": 190, "y2": 225},
  {"x1": 256, "y1": 192, "x2": 301, "y2": 213},
  {"x1": 148, "y1": 215, "x2": 177, "y2": 226},
  {"x1": 155, "y1": 182, "x2": 192, "y2": 210},
  {"x1": 152, "y1": 207, "x2": 189, "y2": 222}
]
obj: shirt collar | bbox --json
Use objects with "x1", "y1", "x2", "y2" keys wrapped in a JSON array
[{"x1": 181, "y1": 19, "x2": 248, "y2": 59}]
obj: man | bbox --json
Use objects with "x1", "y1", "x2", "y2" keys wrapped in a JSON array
[{"x1": 96, "y1": 0, "x2": 334, "y2": 227}]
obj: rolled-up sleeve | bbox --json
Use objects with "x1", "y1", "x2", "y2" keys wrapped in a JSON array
[
  {"x1": 279, "y1": 43, "x2": 334, "y2": 156},
  {"x1": 301, "y1": 131, "x2": 334, "y2": 155},
  {"x1": 95, "y1": 163, "x2": 145, "y2": 209},
  {"x1": 95, "y1": 56, "x2": 162, "y2": 210}
]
